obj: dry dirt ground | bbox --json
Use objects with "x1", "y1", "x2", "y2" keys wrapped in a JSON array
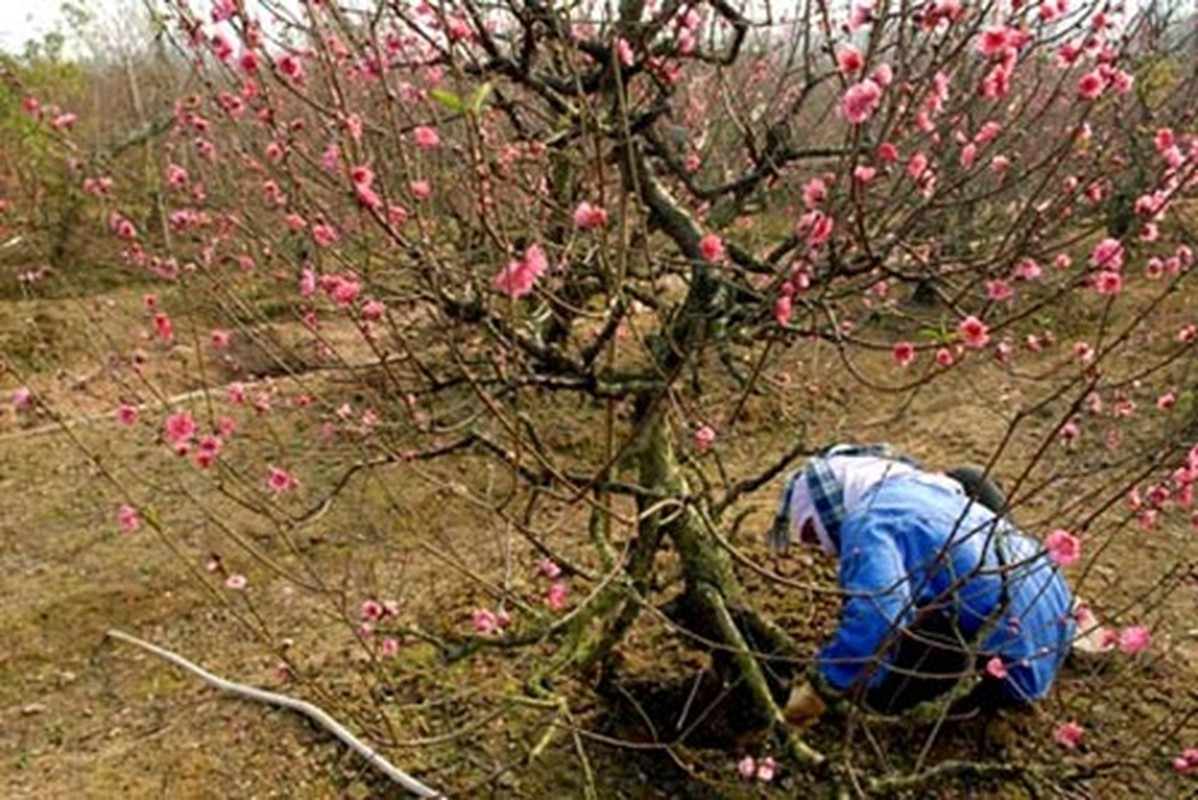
[{"x1": 2, "y1": 285, "x2": 1197, "y2": 798}]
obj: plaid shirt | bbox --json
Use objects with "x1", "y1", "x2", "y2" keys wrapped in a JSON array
[{"x1": 770, "y1": 443, "x2": 920, "y2": 555}]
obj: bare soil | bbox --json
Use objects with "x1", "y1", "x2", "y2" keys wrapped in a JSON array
[{"x1": 2, "y1": 285, "x2": 1196, "y2": 798}]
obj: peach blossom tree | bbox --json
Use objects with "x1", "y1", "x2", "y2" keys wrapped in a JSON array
[{"x1": 14, "y1": 0, "x2": 1198, "y2": 793}]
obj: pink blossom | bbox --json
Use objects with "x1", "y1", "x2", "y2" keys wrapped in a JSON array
[
  {"x1": 226, "y1": 383, "x2": 247, "y2": 405},
  {"x1": 837, "y1": 46, "x2": 864, "y2": 74},
  {"x1": 1078, "y1": 70, "x2": 1106, "y2": 100},
  {"x1": 699, "y1": 234, "x2": 726, "y2": 262},
  {"x1": 694, "y1": 425, "x2": 716, "y2": 452},
  {"x1": 796, "y1": 211, "x2": 834, "y2": 246},
  {"x1": 164, "y1": 410, "x2": 197, "y2": 445},
  {"x1": 841, "y1": 79, "x2": 883, "y2": 125},
  {"x1": 276, "y1": 54, "x2": 304, "y2": 81},
  {"x1": 239, "y1": 50, "x2": 259, "y2": 74},
  {"x1": 1090, "y1": 238, "x2": 1124, "y2": 270},
  {"x1": 755, "y1": 756, "x2": 777, "y2": 782},
  {"x1": 538, "y1": 558, "x2": 562, "y2": 579},
  {"x1": 225, "y1": 574, "x2": 248, "y2": 590},
  {"x1": 546, "y1": 581, "x2": 569, "y2": 610},
  {"x1": 872, "y1": 63, "x2": 894, "y2": 88},
  {"x1": 737, "y1": 756, "x2": 757, "y2": 780},
  {"x1": 802, "y1": 177, "x2": 827, "y2": 209},
  {"x1": 774, "y1": 295, "x2": 793, "y2": 326},
  {"x1": 957, "y1": 316, "x2": 990, "y2": 349},
  {"x1": 166, "y1": 164, "x2": 189, "y2": 188},
  {"x1": 445, "y1": 15, "x2": 473, "y2": 41},
  {"x1": 1173, "y1": 749, "x2": 1198, "y2": 774},
  {"x1": 149, "y1": 313, "x2": 173, "y2": 342},
  {"x1": 116, "y1": 505, "x2": 141, "y2": 533},
  {"x1": 614, "y1": 37, "x2": 635, "y2": 67},
  {"x1": 115, "y1": 404, "x2": 139, "y2": 426},
  {"x1": 1053, "y1": 721, "x2": 1085, "y2": 749},
  {"x1": 981, "y1": 64, "x2": 1010, "y2": 99},
  {"x1": 986, "y1": 279, "x2": 1014, "y2": 301},
  {"x1": 321, "y1": 143, "x2": 340, "y2": 173},
  {"x1": 1117, "y1": 625, "x2": 1151, "y2": 654},
  {"x1": 10, "y1": 386, "x2": 34, "y2": 411},
  {"x1": 975, "y1": 120, "x2": 1003, "y2": 145},
  {"x1": 935, "y1": 348, "x2": 955, "y2": 367},
  {"x1": 1014, "y1": 258, "x2": 1042, "y2": 281},
  {"x1": 267, "y1": 465, "x2": 298, "y2": 493},
  {"x1": 907, "y1": 152, "x2": 929, "y2": 180},
  {"x1": 361, "y1": 599, "x2": 384, "y2": 622},
  {"x1": 312, "y1": 223, "x2": 339, "y2": 248},
  {"x1": 361, "y1": 300, "x2": 386, "y2": 322},
  {"x1": 110, "y1": 213, "x2": 138, "y2": 241},
  {"x1": 892, "y1": 341, "x2": 916, "y2": 368},
  {"x1": 977, "y1": 26, "x2": 1017, "y2": 57},
  {"x1": 412, "y1": 125, "x2": 440, "y2": 149},
  {"x1": 1045, "y1": 529, "x2": 1081, "y2": 566},
  {"x1": 409, "y1": 180, "x2": 432, "y2": 200},
  {"x1": 853, "y1": 165, "x2": 878, "y2": 183},
  {"x1": 984, "y1": 656, "x2": 1009, "y2": 679},
  {"x1": 494, "y1": 243, "x2": 549, "y2": 299},
  {"x1": 196, "y1": 434, "x2": 222, "y2": 463},
  {"x1": 1093, "y1": 271, "x2": 1123, "y2": 296},
  {"x1": 388, "y1": 204, "x2": 409, "y2": 226},
  {"x1": 472, "y1": 608, "x2": 500, "y2": 634},
  {"x1": 1109, "y1": 70, "x2": 1134, "y2": 95},
  {"x1": 380, "y1": 638, "x2": 400, "y2": 657},
  {"x1": 572, "y1": 201, "x2": 608, "y2": 230},
  {"x1": 494, "y1": 260, "x2": 537, "y2": 298}
]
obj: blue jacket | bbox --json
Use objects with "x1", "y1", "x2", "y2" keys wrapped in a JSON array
[{"x1": 818, "y1": 476, "x2": 1075, "y2": 702}]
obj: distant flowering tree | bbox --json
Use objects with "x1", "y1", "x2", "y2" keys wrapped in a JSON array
[{"x1": 15, "y1": 0, "x2": 1198, "y2": 794}]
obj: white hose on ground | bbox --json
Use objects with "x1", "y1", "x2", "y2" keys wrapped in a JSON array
[{"x1": 106, "y1": 629, "x2": 443, "y2": 799}]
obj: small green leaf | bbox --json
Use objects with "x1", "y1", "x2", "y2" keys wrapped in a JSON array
[
  {"x1": 469, "y1": 82, "x2": 494, "y2": 115},
  {"x1": 429, "y1": 88, "x2": 465, "y2": 113}
]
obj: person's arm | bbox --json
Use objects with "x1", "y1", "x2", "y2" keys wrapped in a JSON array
[{"x1": 817, "y1": 519, "x2": 914, "y2": 694}]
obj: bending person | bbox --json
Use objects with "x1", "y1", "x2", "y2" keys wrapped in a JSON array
[{"x1": 770, "y1": 444, "x2": 1076, "y2": 724}]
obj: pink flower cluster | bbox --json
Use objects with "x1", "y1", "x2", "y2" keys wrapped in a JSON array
[
  {"x1": 736, "y1": 755, "x2": 777, "y2": 782},
  {"x1": 471, "y1": 607, "x2": 511, "y2": 635},
  {"x1": 538, "y1": 558, "x2": 569, "y2": 610},
  {"x1": 1045, "y1": 529, "x2": 1081, "y2": 566},
  {"x1": 1174, "y1": 748, "x2": 1198, "y2": 774},
  {"x1": 494, "y1": 243, "x2": 549, "y2": 298},
  {"x1": 1054, "y1": 720, "x2": 1085, "y2": 749},
  {"x1": 572, "y1": 201, "x2": 608, "y2": 230}
]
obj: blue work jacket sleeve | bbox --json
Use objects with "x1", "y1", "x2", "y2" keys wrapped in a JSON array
[{"x1": 817, "y1": 519, "x2": 912, "y2": 693}]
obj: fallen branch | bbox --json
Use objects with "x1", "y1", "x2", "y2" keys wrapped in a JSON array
[{"x1": 106, "y1": 629, "x2": 443, "y2": 799}]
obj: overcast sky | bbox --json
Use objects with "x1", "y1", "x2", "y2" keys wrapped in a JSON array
[{"x1": 1, "y1": 2, "x2": 91, "y2": 53}]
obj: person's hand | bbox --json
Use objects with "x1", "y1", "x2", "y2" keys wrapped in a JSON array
[{"x1": 783, "y1": 680, "x2": 827, "y2": 729}]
